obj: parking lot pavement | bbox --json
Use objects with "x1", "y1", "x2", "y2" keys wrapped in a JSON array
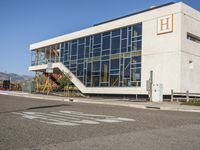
[{"x1": 0, "y1": 94, "x2": 200, "y2": 150}]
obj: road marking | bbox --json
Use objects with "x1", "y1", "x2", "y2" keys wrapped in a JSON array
[{"x1": 12, "y1": 111, "x2": 135, "y2": 126}]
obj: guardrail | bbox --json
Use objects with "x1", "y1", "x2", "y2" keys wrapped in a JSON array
[
  {"x1": 31, "y1": 58, "x2": 60, "y2": 66},
  {"x1": 171, "y1": 90, "x2": 200, "y2": 102}
]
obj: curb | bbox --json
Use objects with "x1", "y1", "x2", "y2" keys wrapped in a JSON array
[
  {"x1": 70, "y1": 99, "x2": 147, "y2": 109},
  {"x1": 145, "y1": 105, "x2": 200, "y2": 113},
  {"x1": 160, "y1": 107, "x2": 200, "y2": 113},
  {"x1": 0, "y1": 92, "x2": 67, "y2": 102},
  {"x1": 0, "y1": 92, "x2": 200, "y2": 113}
]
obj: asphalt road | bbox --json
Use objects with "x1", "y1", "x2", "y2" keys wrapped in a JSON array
[{"x1": 0, "y1": 94, "x2": 200, "y2": 150}]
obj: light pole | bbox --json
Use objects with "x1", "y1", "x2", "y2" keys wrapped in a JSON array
[
  {"x1": 9, "y1": 76, "x2": 11, "y2": 90},
  {"x1": 147, "y1": 70, "x2": 153, "y2": 102}
]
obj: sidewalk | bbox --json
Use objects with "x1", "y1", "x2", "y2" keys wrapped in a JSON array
[{"x1": 0, "y1": 90, "x2": 200, "y2": 113}]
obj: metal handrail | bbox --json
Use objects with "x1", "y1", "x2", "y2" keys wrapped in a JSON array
[
  {"x1": 171, "y1": 90, "x2": 200, "y2": 102},
  {"x1": 31, "y1": 57, "x2": 60, "y2": 66}
]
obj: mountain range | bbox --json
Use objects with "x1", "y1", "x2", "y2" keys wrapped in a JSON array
[{"x1": 0, "y1": 72, "x2": 33, "y2": 82}]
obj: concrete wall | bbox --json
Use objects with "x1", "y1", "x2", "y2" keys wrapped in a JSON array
[
  {"x1": 142, "y1": 12, "x2": 182, "y2": 95},
  {"x1": 180, "y1": 4, "x2": 200, "y2": 93}
]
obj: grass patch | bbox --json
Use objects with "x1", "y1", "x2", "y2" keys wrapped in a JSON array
[{"x1": 181, "y1": 99, "x2": 200, "y2": 106}]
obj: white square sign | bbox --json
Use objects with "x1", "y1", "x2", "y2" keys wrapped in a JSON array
[
  {"x1": 157, "y1": 14, "x2": 173, "y2": 35},
  {"x1": 46, "y1": 63, "x2": 53, "y2": 73}
]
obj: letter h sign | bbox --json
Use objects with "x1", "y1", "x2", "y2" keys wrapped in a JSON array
[{"x1": 157, "y1": 14, "x2": 173, "y2": 35}]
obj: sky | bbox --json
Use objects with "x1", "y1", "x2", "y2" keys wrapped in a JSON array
[{"x1": 0, "y1": 0, "x2": 199, "y2": 76}]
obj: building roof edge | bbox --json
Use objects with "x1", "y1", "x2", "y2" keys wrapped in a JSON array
[{"x1": 93, "y1": 2, "x2": 175, "y2": 26}]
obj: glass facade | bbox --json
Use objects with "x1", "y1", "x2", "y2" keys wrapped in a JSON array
[
  {"x1": 31, "y1": 44, "x2": 60, "y2": 66},
  {"x1": 31, "y1": 23, "x2": 142, "y2": 87}
]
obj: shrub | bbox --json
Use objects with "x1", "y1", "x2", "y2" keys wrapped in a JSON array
[{"x1": 181, "y1": 99, "x2": 200, "y2": 106}]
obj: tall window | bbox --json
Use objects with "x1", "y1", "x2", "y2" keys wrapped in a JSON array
[{"x1": 33, "y1": 23, "x2": 142, "y2": 87}]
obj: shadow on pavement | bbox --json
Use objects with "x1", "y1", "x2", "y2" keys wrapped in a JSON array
[{"x1": 0, "y1": 104, "x2": 71, "y2": 114}]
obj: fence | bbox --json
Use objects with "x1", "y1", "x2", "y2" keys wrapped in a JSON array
[
  {"x1": 171, "y1": 90, "x2": 200, "y2": 102},
  {"x1": 21, "y1": 80, "x2": 35, "y2": 93}
]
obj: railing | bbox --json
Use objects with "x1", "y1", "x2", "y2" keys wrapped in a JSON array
[
  {"x1": 171, "y1": 90, "x2": 200, "y2": 102},
  {"x1": 31, "y1": 57, "x2": 60, "y2": 66}
]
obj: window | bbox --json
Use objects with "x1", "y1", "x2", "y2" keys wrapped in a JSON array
[
  {"x1": 72, "y1": 39, "x2": 77, "y2": 44},
  {"x1": 41, "y1": 22, "x2": 143, "y2": 88},
  {"x1": 38, "y1": 49, "x2": 45, "y2": 64},
  {"x1": 86, "y1": 63, "x2": 92, "y2": 83},
  {"x1": 85, "y1": 47, "x2": 89, "y2": 58},
  {"x1": 111, "y1": 36, "x2": 120, "y2": 54},
  {"x1": 93, "y1": 48, "x2": 101, "y2": 56},
  {"x1": 71, "y1": 43, "x2": 77, "y2": 55},
  {"x1": 132, "y1": 41, "x2": 142, "y2": 51},
  {"x1": 92, "y1": 76, "x2": 99, "y2": 86},
  {"x1": 102, "y1": 50, "x2": 110, "y2": 56},
  {"x1": 101, "y1": 61, "x2": 109, "y2": 82},
  {"x1": 78, "y1": 38, "x2": 85, "y2": 44},
  {"x1": 112, "y1": 29, "x2": 120, "y2": 36},
  {"x1": 110, "y1": 75, "x2": 119, "y2": 86},
  {"x1": 131, "y1": 68, "x2": 141, "y2": 81},
  {"x1": 121, "y1": 39, "x2": 127, "y2": 48},
  {"x1": 60, "y1": 48, "x2": 64, "y2": 62},
  {"x1": 94, "y1": 34, "x2": 101, "y2": 45},
  {"x1": 187, "y1": 33, "x2": 200, "y2": 44},
  {"x1": 86, "y1": 37, "x2": 90, "y2": 46},
  {"x1": 31, "y1": 50, "x2": 36, "y2": 65},
  {"x1": 124, "y1": 58, "x2": 130, "y2": 78},
  {"x1": 61, "y1": 43, "x2": 65, "y2": 49},
  {"x1": 93, "y1": 61, "x2": 100, "y2": 71},
  {"x1": 103, "y1": 31, "x2": 110, "y2": 36},
  {"x1": 71, "y1": 55, "x2": 76, "y2": 60},
  {"x1": 77, "y1": 64, "x2": 84, "y2": 76},
  {"x1": 102, "y1": 36, "x2": 110, "y2": 50},
  {"x1": 111, "y1": 59, "x2": 119, "y2": 70},
  {"x1": 64, "y1": 42, "x2": 68, "y2": 50},
  {"x1": 78, "y1": 44, "x2": 84, "y2": 59},
  {"x1": 133, "y1": 23, "x2": 142, "y2": 37},
  {"x1": 132, "y1": 56, "x2": 141, "y2": 63},
  {"x1": 121, "y1": 27, "x2": 127, "y2": 39}
]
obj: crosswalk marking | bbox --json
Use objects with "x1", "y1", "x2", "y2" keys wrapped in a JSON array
[
  {"x1": 54, "y1": 111, "x2": 121, "y2": 123},
  {"x1": 12, "y1": 111, "x2": 136, "y2": 126}
]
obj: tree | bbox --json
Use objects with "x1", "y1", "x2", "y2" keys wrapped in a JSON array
[
  {"x1": 57, "y1": 72, "x2": 72, "y2": 96},
  {"x1": 57, "y1": 72, "x2": 71, "y2": 87}
]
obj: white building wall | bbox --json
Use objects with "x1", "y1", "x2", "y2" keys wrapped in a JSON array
[
  {"x1": 29, "y1": 2, "x2": 200, "y2": 95},
  {"x1": 141, "y1": 12, "x2": 182, "y2": 95},
  {"x1": 180, "y1": 4, "x2": 200, "y2": 93}
]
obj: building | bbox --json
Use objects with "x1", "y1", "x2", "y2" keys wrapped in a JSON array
[{"x1": 29, "y1": 2, "x2": 200, "y2": 96}]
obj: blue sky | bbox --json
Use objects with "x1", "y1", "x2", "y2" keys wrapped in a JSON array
[{"x1": 0, "y1": 0, "x2": 199, "y2": 76}]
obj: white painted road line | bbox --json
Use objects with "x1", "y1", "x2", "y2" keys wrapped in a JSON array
[
  {"x1": 55, "y1": 111, "x2": 122, "y2": 123},
  {"x1": 12, "y1": 111, "x2": 136, "y2": 126},
  {"x1": 12, "y1": 112, "x2": 79, "y2": 126}
]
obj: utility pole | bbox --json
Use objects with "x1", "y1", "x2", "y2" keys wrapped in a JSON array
[
  {"x1": 9, "y1": 76, "x2": 11, "y2": 91},
  {"x1": 149, "y1": 70, "x2": 153, "y2": 102}
]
